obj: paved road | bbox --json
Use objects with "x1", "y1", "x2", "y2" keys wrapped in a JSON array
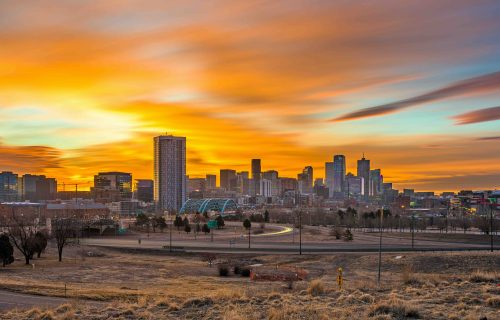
[
  {"x1": 0, "y1": 290, "x2": 68, "y2": 311},
  {"x1": 83, "y1": 231, "x2": 495, "y2": 254}
]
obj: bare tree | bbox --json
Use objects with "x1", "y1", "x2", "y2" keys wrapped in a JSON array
[
  {"x1": 53, "y1": 218, "x2": 77, "y2": 262},
  {"x1": 7, "y1": 215, "x2": 37, "y2": 265}
]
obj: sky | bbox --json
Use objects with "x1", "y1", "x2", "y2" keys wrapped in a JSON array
[{"x1": 0, "y1": 0, "x2": 499, "y2": 192}]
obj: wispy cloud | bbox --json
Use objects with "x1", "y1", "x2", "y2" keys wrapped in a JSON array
[
  {"x1": 330, "y1": 72, "x2": 500, "y2": 122},
  {"x1": 452, "y1": 106, "x2": 500, "y2": 125},
  {"x1": 476, "y1": 136, "x2": 500, "y2": 141}
]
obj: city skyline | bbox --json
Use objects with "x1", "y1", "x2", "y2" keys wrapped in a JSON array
[{"x1": 0, "y1": 1, "x2": 499, "y2": 192}]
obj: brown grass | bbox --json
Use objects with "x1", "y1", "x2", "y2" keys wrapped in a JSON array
[
  {"x1": 469, "y1": 270, "x2": 498, "y2": 283},
  {"x1": 307, "y1": 279, "x2": 325, "y2": 296},
  {"x1": 368, "y1": 298, "x2": 421, "y2": 319}
]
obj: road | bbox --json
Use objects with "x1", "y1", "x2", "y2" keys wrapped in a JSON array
[
  {"x1": 83, "y1": 226, "x2": 495, "y2": 254},
  {"x1": 0, "y1": 290, "x2": 68, "y2": 311}
]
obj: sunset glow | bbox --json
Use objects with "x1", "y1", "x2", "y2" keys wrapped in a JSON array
[{"x1": 1, "y1": 0, "x2": 499, "y2": 192}]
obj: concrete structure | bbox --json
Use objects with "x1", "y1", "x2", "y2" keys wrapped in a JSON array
[
  {"x1": 251, "y1": 159, "x2": 262, "y2": 196},
  {"x1": 298, "y1": 166, "x2": 313, "y2": 194},
  {"x1": 325, "y1": 162, "x2": 334, "y2": 198},
  {"x1": 333, "y1": 155, "x2": 346, "y2": 194},
  {"x1": 93, "y1": 172, "x2": 132, "y2": 202},
  {"x1": 0, "y1": 171, "x2": 18, "y2": 202},
  {"x1": 154, "y1": 135, "x2": 186, "y2": 212},
  {"x1": 260, "y1": 179, "x2": 273, "y2": 197},
  {"x1": 370, "y1": 169, "x2": 382, "y2": 196},
  {"x1": 346, "y1": 173, "x2": 364, "y2": 198},
  {"x1": 220, "y1": 169, "x2": 237, "y2": 191},
  {"x1": 357, "y1": 155, "x2": 370, "y2": 199},
  {"x1": 134, "y1": 179, "x2": 154, "y2": 202},
  {"x1": 206, "y1": 174, "x2": 216, "y2": 189}
]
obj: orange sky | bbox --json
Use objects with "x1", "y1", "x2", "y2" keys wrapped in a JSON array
[{"x1": 0, "y1": 1, "x2": 499, "y2": 192}]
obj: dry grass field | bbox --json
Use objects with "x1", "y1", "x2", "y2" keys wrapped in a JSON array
[{"x1": 0, "y1": 244, "x2": 498, "y2": 319}]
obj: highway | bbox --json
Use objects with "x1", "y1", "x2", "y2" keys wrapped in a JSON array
[{"x1": 83, "y1": 224, "x2": 496, "y2": 254}]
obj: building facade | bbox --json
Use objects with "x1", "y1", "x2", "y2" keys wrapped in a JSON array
[
  {"x1": 357, "y1": 155, "x2": 370, "y2": 199},
  {"x1": 154, "y1": 135, "x2": 186, "y2": 212},
  {"x1": 333, "y1": 155, "x2": 346, "y2": 194}
]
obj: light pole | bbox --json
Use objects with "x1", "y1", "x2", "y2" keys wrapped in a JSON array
[
  {"x1": 299, "y1": 210, "x2": 302, "y2": 255},
  {"x1": 488, "y1": 200, "x2": 495, "y2": 252},
  {"x1": 411, "y1": 211, "x2": 415, "y2": 249},
  {"x1": 377, "y1": 208, "x2": 383, "y2": 285},
  {"x1": 248, "y1": 226, "x2": 251, "y2": 249},
  {"x1": 169, "y1": 218, "x2": 172, "y2": 253}
]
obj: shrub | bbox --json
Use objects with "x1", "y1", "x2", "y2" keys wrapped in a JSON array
[
  {"x1": 368, "y1": 298, "x2": 421, "y2": 318},
  {"x1": 240, "y1": 268, "x2": 251, "y2": 277},
  {"x1": 343, "y1": 229, "x2": 353, "y2": 241},
  {"x1": 218, "y1": 265, "x2": 229, "y2": 277},
  {"x1": 486, "y1": 296, "x2": 500, "y2": 307},
  {"x1": 469, "y1": 271, "x2": 498, "y2": 283},
  {"x1": 330, "y1": 227, "x2": 344, "y2": 239},
  {"x1": 233, "y1": 265, "x2": 241, "y2": 274},
  {"x1": 307, "y1": 279, "x2": 324, "y2": 296}
]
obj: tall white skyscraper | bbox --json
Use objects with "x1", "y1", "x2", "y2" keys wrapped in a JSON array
[{"x1": 154, "y1": 135, "x2": 186, "y2": 212}]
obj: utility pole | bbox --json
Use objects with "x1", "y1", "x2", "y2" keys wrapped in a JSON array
[
  {"x1": 377, "y1": 208, "x2": 383, "y2": 285},
  {"x1": 299, "y1": 210, "x2": 302, "y2": 255},
  {"x1": 169, "y1": 218, "x2": 172, "y2": 253},
  {"x1": 248, "y1": 226, "x2": 251, "y2": 249},
  {"x1": 489, "y1": 201, "x2": 494, "y2": 252},
  {"x1": 411, "y1": 212, "x2": 415, "y2": 249}
]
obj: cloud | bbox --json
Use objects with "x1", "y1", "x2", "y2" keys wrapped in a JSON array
[
  {"x1": 330, "y1": 72, "x2": 500, "y2": 122},
  {"x1": 452, "y1": 106, "x2": 500, "y2": 125},
  {"x1": 476, "y1": 136, "x2": 500, "y2": 141}
]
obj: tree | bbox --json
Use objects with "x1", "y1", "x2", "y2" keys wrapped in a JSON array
[
  {"x1": 343, "y1": 229, "x2": 353, "y2": 241},
  {"x1": 0, "y1": 234, "x2": 14, "y2": 267},
  {"x1": 174, "y1": 216, "x2": 184, "y2": 231},
  {"x1": 216, "y1": 215, "x2": 225, "y2": 229},
  {"x1": 53, "y1": 218, "x2": 77, "y2": 262},
  {"x1": 184, "y1": 223, "x2": 192, "y2": 235},
  {"x1": 33, "y1": 231, "x2": 48, "y2": 258},
  {"x1": 264, "y1": 210, "x2": 270, "y2": 223},
  {"x1": 155, "y1": 216, "x2": 167, "y2": 233},
  {"x1": 202, "y1": 224, "x2": 210, "y2": 235},
  {"x1": 7, "y1": 215, "x2": 37, "y2": 265},
  {"x1": 136, "y1": 213, "x2": 149, "y2": 226},
  {"x1": 243, "y1": 219, "x2": 252, "y2": 230}
]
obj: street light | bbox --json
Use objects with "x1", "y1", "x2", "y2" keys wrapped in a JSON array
[
  {"x1": 377, "y1": 208, "x2": 383, "y2": 285},
  {"x1": 299, "y1": 210, "x2": 302, "y2": 255}
]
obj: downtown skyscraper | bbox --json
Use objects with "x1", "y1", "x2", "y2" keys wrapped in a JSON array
[
  {"x1": 357, "y1": 154, "x2": 370, "y2": 199},
  {"x1": 251, "y1": 159, "x2": 261, "y2": 196},
  {"x1": 333, "y1": 155, "x2": 346, "y2": 194},
  {"x1": 154, "y1": 135, "x2": 186, "y2": 212}
]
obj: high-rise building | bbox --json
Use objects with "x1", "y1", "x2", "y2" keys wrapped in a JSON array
[
  {"x1": 298, "y1": 166, "x2": 313, "y2": 194},
  {"x1": 93, "y1": 172, "x2": 133, "y2": 201},
  {"x1": 18, "y1": 174, "x2": 57, "y2": 201},
  {"x1": 251, "y1": 159, "x2": 262, "y2": 196},
  {"x1": 220, "y1": 169, "x2": 237, "y2": 191},
  {"x1": 134, "y1": 179, "x2": 154, "y2": 202},
  {"x1": 325, "y1": 162, "x2": 334, "y2": 198},
  {"x1": 403, "y1": 189, "x2": 415, "y2": 198},
  {"x1": 260, "y1": 179, "x2": 273, "y2": 197},
  {"x1": 188, "y1": 178, "x2": 206, "y2": 194},
  {"x1": 346, "y1": 173, "x2": 364, "y2": 198},
  {"x1": 370, "y1": 169, "x2": 382, "y2": 196},
  {"x1": 279, "y1": 177, "x2": 298, "y2": 195},
  {"x1": 206, "y1": 174, "x2": 216, "y2": 189},
  {"x1": 0, "y1": 171, "x2": 18, "y2": 202},
  {"x1": 154, "y1": 135, "x2": 186, "y2": 212},
  {"x1": 357, "y1": 155, "x2": 370, "y2": 198},
  {"x1": 333, "y1": 155, "x2": 346, "y2": 193},
  {"x1": 236, "y1": 171, "x2": 249, "y2": 194}
]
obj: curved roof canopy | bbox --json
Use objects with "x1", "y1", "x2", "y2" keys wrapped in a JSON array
[{"x1": 179, "y1": 198, "x2": 237, "y2": 215}]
